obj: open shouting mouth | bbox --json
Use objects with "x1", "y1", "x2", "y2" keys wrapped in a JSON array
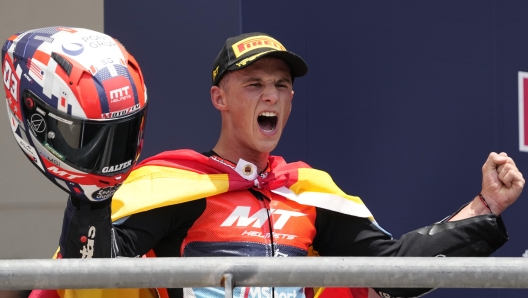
[{"x1": 257, "y1": 112, "x2": 278, "y2": 133}]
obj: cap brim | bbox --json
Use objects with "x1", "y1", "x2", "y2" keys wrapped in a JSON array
[{"x1": 227, "y1": 50, "x2": 308, "y2": 78}]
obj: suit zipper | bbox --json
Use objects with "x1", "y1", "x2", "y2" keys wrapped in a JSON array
[{"x1": 249, "y1": 188, "x2": 276, "y2": 298}]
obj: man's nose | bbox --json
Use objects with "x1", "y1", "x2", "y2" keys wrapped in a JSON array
[{"x1": 262, "y1": 85, "x2": 279, "y2": 104}]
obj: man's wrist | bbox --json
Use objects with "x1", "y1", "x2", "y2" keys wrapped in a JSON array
[
  {"x1": 472, "y1": 193, "x2": 502, "y2": 216},
  {"x1": 478, "y1": 193, "x2": 494, "y2": 215},
  {"x1": 449, "y1": 195, "x2": 497, "y2": 222}
]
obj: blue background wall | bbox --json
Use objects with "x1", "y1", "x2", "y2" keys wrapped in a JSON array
[{"x1": 105, "y1": 1, "x2": 528, "y2": 297}]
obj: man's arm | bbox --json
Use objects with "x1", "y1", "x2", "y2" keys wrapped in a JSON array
[
  {"x1": 312, "y1": 152, "x2": 520, "y2": 298},
  {"x1": 313, "y1": 207, "x2": 507, "y2": 298},
  {"x1": 59, "y1": 196, "x2": 204, "y2": 258}
]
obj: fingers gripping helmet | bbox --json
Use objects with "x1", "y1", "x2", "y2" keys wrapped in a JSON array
[{"x1": 2, "y1": 27, "x2": 148, "y2": 201}]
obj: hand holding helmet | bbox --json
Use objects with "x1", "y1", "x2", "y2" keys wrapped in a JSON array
[{"x1": 2, "y1": 27, "x2": 148, "y2": 201}]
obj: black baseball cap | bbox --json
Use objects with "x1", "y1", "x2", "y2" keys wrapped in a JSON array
[{"x1": 212, "y1": 32, "x2": 308, "y2": 86}]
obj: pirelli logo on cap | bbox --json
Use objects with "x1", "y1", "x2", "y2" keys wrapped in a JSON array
[{"x1": 232, "y1": 36, "x2": 286, "y2": 58}]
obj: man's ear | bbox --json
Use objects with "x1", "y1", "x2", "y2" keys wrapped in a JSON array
[{"x1": 211, "y1": 86, "x2": 227, "y2": 110}]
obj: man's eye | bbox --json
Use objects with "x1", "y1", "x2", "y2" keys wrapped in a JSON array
[{"x1": 248, "y1": 83, "x2": 261, "y2": 87}]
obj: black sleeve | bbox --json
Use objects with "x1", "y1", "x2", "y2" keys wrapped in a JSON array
[
  {"x1": 59, "y1": 196, "x2": 113, "y2": 258},
  {"x1": 312, "y1": 205, "x2": 508, "y2": 297},
  {"x1": 59, "y1": 195, "x2": 205, "y2": 258},
  {"x1": 111, "y1": 199, "x2": 205, "y2": 257}
]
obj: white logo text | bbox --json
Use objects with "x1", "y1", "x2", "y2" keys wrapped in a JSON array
[{"x1": 220, "y1": 206, "x2": 305, "y2": 230}]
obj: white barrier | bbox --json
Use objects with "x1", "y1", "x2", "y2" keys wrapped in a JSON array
[{"x1": 1, "y1": 257, "x2": 528, "y2": 297}]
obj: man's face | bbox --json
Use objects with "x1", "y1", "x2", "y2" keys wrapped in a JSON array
[{"x1": 219, "y1": 57, "x2": 293, "y2": 154}]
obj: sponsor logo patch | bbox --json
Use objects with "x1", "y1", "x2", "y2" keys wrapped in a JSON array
[
  {"x1": 44, "y1": 142, "x2": 65, "y2": 160},
  {"x1": 232, "y1": 36, "x2": 286, "y2": 58},
  {"x1": 109, "y1": 86, "x2": 131, "y2": 103},
  {"x1": 62, "y1": 43, "x2": 84, "y2": 56},
  {"x1": 220, "y1": 206, "x2": 305, "y2": 229},
  {"x1": 246, "y1": 287, "x2": 300, "y2": 298},
  {"x1": 81, "y1": 35, "x2": 117, "y2": 49},
  {"x1": 80, "y1": 226, "x2": 96, "y2": 258},
  {"x1": 47, "y1": 166, "x2": 84, "y2": 179},
  {"x1": 48, "y1": 112, "x2": 73, "y2": 124},
  {"x1": 17, "y1": 139, "x2": 38, "y2": 162},
  {"x1": 102, "y1": 76, "x2": 135, "y2": 112},
  {"x1": 91, "y1": 184, "x2": 121, "y2": 201},
  {"x1": 102, "y1": 160, "x2": 132, "y2": 173},
  {"x1": 30, "y1": 113, "x2": 46, "y2": 133},
  {"x1": 39, "y1": 151, "x2": 60, "y2": 166},
  {"x1": 101, "y1": 103, "x2": 140, "y2": 119}
]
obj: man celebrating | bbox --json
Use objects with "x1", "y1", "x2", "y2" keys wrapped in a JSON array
[{"x1": 54, "y1": 32, "x2": 522, "y2": 298}]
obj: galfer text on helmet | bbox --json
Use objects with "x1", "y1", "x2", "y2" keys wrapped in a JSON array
[{"x1": 102, "y1": 160, "x2": 132, "y2": 173}]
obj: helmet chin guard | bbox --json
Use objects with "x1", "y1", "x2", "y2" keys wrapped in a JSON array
[{"x1": 2, "y1": 27, "x2": 148, "y2": 201}]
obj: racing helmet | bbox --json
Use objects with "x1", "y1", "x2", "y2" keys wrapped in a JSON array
[{"x1": 2, "y1": 27, "x2": 148, "y2": 201}]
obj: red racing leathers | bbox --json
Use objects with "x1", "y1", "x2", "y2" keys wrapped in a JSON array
[{"x1": 54, "y1": 150, "x2": 508, "y2": 298}]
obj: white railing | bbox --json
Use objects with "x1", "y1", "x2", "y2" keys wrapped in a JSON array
[{"x1": 1, "y1": 257, "x2": 528, "y2": 297}]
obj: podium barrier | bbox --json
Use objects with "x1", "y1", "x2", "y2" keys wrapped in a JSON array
[{"x1": 1, "y1": 257, "x2": 528, "y2": 298}]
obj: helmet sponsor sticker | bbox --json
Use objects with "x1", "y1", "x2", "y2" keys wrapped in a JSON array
[
  {"x1": 43, "y1": 142, "x2": 65, "y2": 160},
  {"x1": 12, "y1": 133, "x2": 44, "y2": 171},
  {"x1": 23, "y1": 73, "x2": 32, "y2": 82},
  {"x1": 17, "y1": 139, "x2": 38, "y2": 162},
  {"x1": 101, "y1": 160, "x2": 132, "y2": 173},
  {"x1": 39, "y1": 151, "x2": 60, "y2": 166},
  {"x1": 109, "y1": 86, "x2": 131, "y2": 103},
  {"x1": 101, "y1": 103, "x2": 140, "y2": 119},
  {"x1": 47, "y1": 166, "x2": 84, "y2": 179},
  {"x1": 81, "y1": 35, "x2": 117, "y2": 49},
  {"x1": 91, "y1": 184, "x2": 121, "y2": 201},
  {"x1": 102, "y1": 76, "x2": 135, "y2": 112},
  {"x1": 48, "y1": 112, "x2": 73, "y2": 124},
  {"x1": 30, "y1": 113, "x2": 46, "y2": 133},
  {"x1": 62, "y1": 43, "x2": 84, "y2": 56}
]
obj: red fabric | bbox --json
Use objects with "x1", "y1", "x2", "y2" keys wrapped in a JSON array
[
  {"x1": 319, "y1": 288, "x2": 354, "y2": 298},
  {"x1": 319, "y1": 288, "x2": 369, "y2": 298},
  {"x1": 28, "y1": 289, "x2": 61, "y2": 298},
  {"x1": 136, "y1": 149, "x2": 310, "y2": 191},
  {"x1": 349, "y1": 288, "x2": 369, "y2": 297}
]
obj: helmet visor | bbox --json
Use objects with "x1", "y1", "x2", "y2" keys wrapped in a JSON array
[{"x1": 23, "y1": 92, "x2": 146, "y2": 175}]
